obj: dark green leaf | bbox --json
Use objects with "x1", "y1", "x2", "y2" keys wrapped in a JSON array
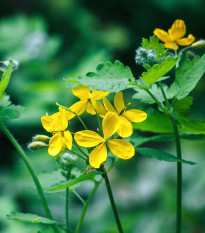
[
  {"x1": 168, "y1": 55, "x2": 205, "y2": 99},
  {"x1": 173, "y1": 96, "x2": 193, "y2": 115},
  {"x1": 7, "y1": 212, "x2": 61, "y2": 225},
  {"x1": 140, "y1": 56, "x2": 178, "y2": 85},
  {"x1": 135, "y1": 147, "x2": 196, "y2": 164},
  {"x1": 66, "y1": 60, "x2": 135, "y2": 92},
  {"x1": 45, "y1": 170, "x2": 102, "y2": 191}
]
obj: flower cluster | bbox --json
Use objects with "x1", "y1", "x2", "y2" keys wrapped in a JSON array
[{"x1": 40, "y1": 87, "x2": 147, "y2": 168}]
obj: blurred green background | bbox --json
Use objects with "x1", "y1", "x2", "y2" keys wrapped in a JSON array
[{"x1": 0, "y1": 0, "x2": 205, "y2": 232}]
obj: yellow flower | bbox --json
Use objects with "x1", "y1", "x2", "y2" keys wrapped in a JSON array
[
  {"x1": 153, "y1": 19, "x2": 195, "y2": 50},
  {"x1": 69, "y1": 87, "x2": 109, "y2": 115},
  {"x1": 41, "y1": 106, "x2": 73, "y2": 156},
  {"x1": 101, "y1": 92, "x2": 147, "y2": 137},
  {"x1": 74, "y1": 112, "x2": 135, "y2": 168}
]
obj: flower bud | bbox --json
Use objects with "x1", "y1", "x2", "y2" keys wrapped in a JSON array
[
  {"x1": 60, "y1": 152, "x2": 77, "y2": 170},
  {"x1": 135, "y1": 47, "x2": 157, "y2": 67},
  {"x1": 28, "y1": 141, "x2": 48, "y2": 150},
  {"x1": 191, "y1": 40, "x2": 205, "y2": 48},
  {"x1": 33, "y1": 134, "x2": 50, "y2": 142}
]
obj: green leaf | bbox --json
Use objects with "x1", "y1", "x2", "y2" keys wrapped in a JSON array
[
  {"x1": 168, "y1": 55, "x2": 205, "y2": 99},
  {"x1": 0, "y1": 95, "x2": 23, "y2": 120},
  {"x1": 45, "y1": 170, "x2": 102, "y2": 191},
  {"x1": 133, "y1": 107, "x2": 205, "y2": 135},
  {"x1": 135, "y1": 147, "x2": 196, "y2": 164},
  {"x1": 140, "y1": 56, "x2": 178, "y2": 85},
  {"x1": 0, "y1": 60, "x2": 13, "y2": 100},
  {"x1": 142, "y1": 35, "x2": 165, "y2": 59},
  {"x1": 133, "y1": 108, "x2": 173, "y2": 133},
  {"x1": 7, "y1": 212, "x2": 61, "y2": 225},
  {"x1": 172, "y1": 96, "x2": 193, "y2": 115},
  {"x1": 66, "y1": 60, "x2": 135, "y2": 92}
]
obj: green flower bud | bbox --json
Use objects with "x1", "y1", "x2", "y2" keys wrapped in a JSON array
[
  {"x1": 191, "y1": 40, "x2": 205, "y2": 48},
  {"x1": 28, "y1": 141, "x2": 48, "y2": 150},
  {"x1": 33, "y1": 134, "x2": 50, "y2": 142},
  {"x1": 60, "y1": 152, "x2": 77, "y2": 170}
]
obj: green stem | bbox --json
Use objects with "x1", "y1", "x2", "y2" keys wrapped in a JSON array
[
  {"x1": 170, "y1": 115, "x2": 182, "y2": 233},
  {"x1": 71, "y1": 148, "x2": 87, "y2": 161},
  {"x1": 65, "y1": 170, "x2": 71, "y2": 232},
  {"x1": 75, "y1": 181, "x2": 101, "y2": 233},
  {"x1": 101, "y1": 166, "x2": 123, "y2": 233},
  {"x1": 0, "y1": 121, "x2": 60, "y2": 233},
  {"x1": 73, "y1": 190, "x2": 85, "y2": 205},
  {"x1": 73, "y1": 143, "x2": 89, "y2": 158},
  {"x1": 158, "y1": 82, "x2": 170, "y2": 110}
]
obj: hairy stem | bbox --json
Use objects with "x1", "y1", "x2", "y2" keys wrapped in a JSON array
[{"x1": 0, "y1": 121, "x2": 60, "y2": 233}]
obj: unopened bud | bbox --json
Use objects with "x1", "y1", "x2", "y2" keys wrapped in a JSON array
[
  {"x1": 186, "y1": 51, "x2": 195, "y2": 59},
  {"x1": 191, "y1": 40, "x2": 205, "y2": 48},
  {"x1": 33, "y1": 134, "x2": 50, "y2": 142},
  {"x1": 60, "y1": 152, "x2": 77, "y2": 170},
  {"x1": 28, "y1": 141, "x2": 48, "y2": 150}
]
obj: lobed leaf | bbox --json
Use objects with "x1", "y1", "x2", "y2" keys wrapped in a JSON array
[
  {"x1": 172, "y1": 96, "x2": 193, "y2": 115},
  {"x1": 135, "y1": 147, "x2": 196, "y2": 165},
  {"x1": 66, "y1": 60, "x2": 135, "y2": 92},
  {"x1": 140, "y1": 56, "x2": 178, "y2": 85},
  {"x1": 7, "y1": 212, "x2": 61, "y2": 225},
  {"x1": 168, "y1": 55, "x2": 205, "y2": 99}
]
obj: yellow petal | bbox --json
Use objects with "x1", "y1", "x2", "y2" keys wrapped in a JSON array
[
  {"x1": 153, "y1": 28, "x2": 172, "y2": 43},
  {"x1": 89, "y1": 143, "x2": 107, "y2": 168},
  {"x1": 69, "y1": 100, "x2": 87, "y2": 115},
  {"x1": 117, "y1": 116, "x2": 133, "y2": 137},
  {"x1": 122, "y1": 109, "x2": 147, "y2": 123},
  {"x1": 177, "y1": 34, "x2": 195, "y2": 46},
  {"x1": 72, "y1": 87, "x2": 90, "y2": 100},
  {"x1": 107, "y1": 139, "x2": 135, "y2": 159},
  {"x1": 103, "y1": 97, "x2": 117, "y2": 113},
  {"x1": 86, "y1": 101, "x2": 96, "y2": 115},
  {"x1": 102, "y1": 112, "x2": 120, "y2": 139},
  {"x1": 59, "y1": 106, "x2": 75, "y2": 120},
  {"x1": 63, "y1": 130, "x2": 73, "y2": 150},
  {"x1": 74, "y1": 130, "x2": 103, "y2": 147},
  {"x1": 92, "y1": 100, "x2": 107, "y2": 117},
  {"x1": 114, "y1": 92, "x2": 125, "y2": 113},
  {"x1": 168, "y1": 19, "x2": 186, "y2": 41},
  {"x1": 90, "y1": 90, "x2": 109, "y2": 100},
  {"x1": 48, "y1": 133, "x2": 64, "y2": 156},
  {"x1": 164, "y1": 42, "x2": 179, "y2": 50},
  {"x1": 41, "y1": 111, "x2": 68, "y2": 133}
]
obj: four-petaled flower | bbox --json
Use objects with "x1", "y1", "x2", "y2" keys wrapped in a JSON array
[
  {"x1": 41, "y1": 107, "x2": 73, "y2": 156},
  {"x1": 69, "y1": 87, "x2": 109, "y2": 115},
  {"x1": 101, "y1": 92, "x2": 147, "y2": 137},
  {"x1": 74, "y1": 112, "x2": 135, "y2": 168},
  {"x1": 154, "y1": 19, "x2": 195, "y2": 50}
]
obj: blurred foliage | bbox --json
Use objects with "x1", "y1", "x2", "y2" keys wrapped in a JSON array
[{"x1": 0, "y1": 0, "x2": 205, "y2": 232}]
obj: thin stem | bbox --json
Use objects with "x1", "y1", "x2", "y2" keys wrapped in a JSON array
[
  {"x1": 75, "y1": 158, "x2": 119, "y2": 233},
  {"x1": 170, "y1": 115, "x2": 182, "y2": 233},
  {"x1": 73, "y1": 143, "x2": 89, "y2": 158},
  {"x1": 70, "y1": 148, "x2": 87, "y2": 161},
  {"x1": 101, "y1": 166, "x2": 123, "y2": 233},
  {"x1": 75, "y1": 181, "x2": 101, "y2": 233},
  {"x1": 158, "y1": 82, "x2": 170, "y2": 110},
  {"x1": 65, "y1": 170, "x2": 71, "y2": 232},
  {"x1": 73, "y1": 190, "x2": 85, "y2": 205},
  {"x1": 0, "y1": 121, "x2": 60, "y2": 233}
]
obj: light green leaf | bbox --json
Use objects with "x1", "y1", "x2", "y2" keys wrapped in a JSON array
[
  {"x1": 140, "y1": 56, "x2": 178, "y2": 85},
  {"x1": 0, "y1": 60, "x2": 13, "y2": 100},
  {"x1": 173, "y1": 96, "x2": 193, "y2": 115},
  {"x1": 168, "y1": 55, "x2": 205, "y2": 99},
  {"x1": 135, "y1": 147, "x2": 196, "y2": 164},
  {"x1": 45, "y1": 170, "x2": 102, "y2": 191},
  {"x1": 142, "y1": 35, "x2": 166, "y2": 59},
  {"x1": 0, "y1": 95, "x2": 23, "y2": 119},
  {"x1": 66, "y1": 60, "x2": 135, "y2": 92},
  {"x1": 7, "y1": 212, "x2": 61, "y2": 225}
]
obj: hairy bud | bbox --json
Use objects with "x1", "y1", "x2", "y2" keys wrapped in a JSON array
[
  {"x1": 191, "y1": 40, "x2": 205, "y2": 48},
  {"x1": 28, "y1": 141, "x2": 47, "y2": 150},
  {"x1": 33, "y1": 134, "x2": 50, "y2": 142}
]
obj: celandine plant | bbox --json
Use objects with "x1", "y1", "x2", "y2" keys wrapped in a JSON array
[{"x1": 0, "y1": 19, "x2": 205, "y2": 233}]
